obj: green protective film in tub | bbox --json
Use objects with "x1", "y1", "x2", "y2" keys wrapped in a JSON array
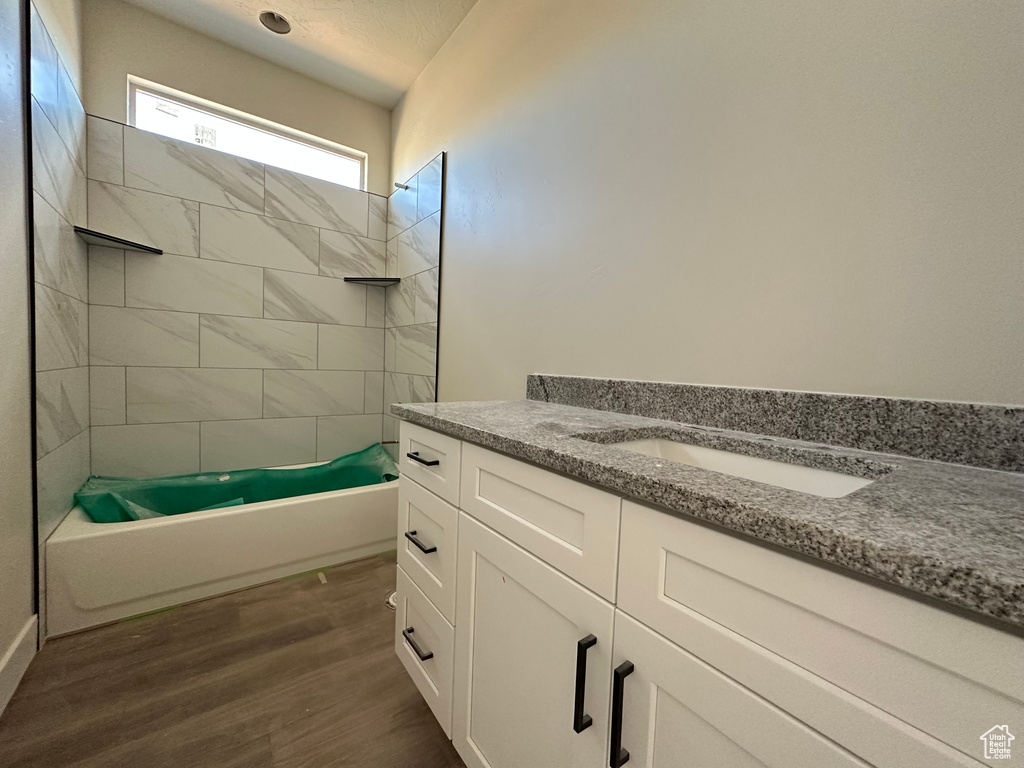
[{"x1": 74, "y1": 443, "x2": 399, "y2": 524}]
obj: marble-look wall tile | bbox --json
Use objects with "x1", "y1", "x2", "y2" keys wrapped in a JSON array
[
  {"x1": 32, "y1": 100, "x2": 86, "y2": 227},
  {"x1": 387, "y1": 175, "x2": 418, "y2": 238},
  {"x1": 86, "y1": 115, "x2": 124, "y2": 185},
  {"x1": 263, "y1": 370, "x2": 364, "y2": 418},
  {"x1": 364, "y1": 371, "x2": 384, "y2": 414},
  {"x1": 319, "y1": 230, "x2": 385, "y2": 279},
  {"x1": 384, "y1": 372, "x2": 436, "y2": 409},
  {"x1": 35, "y1": 283, "x2": 87, "y2": 371},
  {"x1": 417, "y1": 154, "x2": 443, "y2": 221},
  {"x1": 200, "y1": 204, "x2": 318, "y2": 273},
  {"x1": 90, "y1": 305, "x2": 199, "y2": 367},
  {"x1": 55, "y1": 62, "x2": 85, "y2": 170},
  {"x1": 90, "y1": 367, "x2": 126, "y2": 426},
  {"x1": 124, "y1": 128, "x2": 264, "y2": 213},
  {"x1": 36, "y1": 428, "x2": 89, "y2": 542},
  {"x1": 92, "y1": 422, "x2": 201, "y2": 478},
  {"x1": 397, "y1": 213, "x2": 441, "y2": 278},
  {"x1": 33, "y1": 3, "x2": 91, "y2": 552},
  {"x1": 316, "y1": 415, "x2": 383, "y2": 461},
  {"x1": 265, "y1": 167, "x2": 368, "y2": 234},
  {"x1": 126, "y1": 367, "x2": 262, "y2": 424},
  {"x1": 125, "y1": 253, "x2": 263, "y2": 317},
  {"x1": 384, "y1": 327, "x2": 396, "y2": 372},
  {"x1": 30, "y1": 5, "x2": 60, "y2": 123},
  {"x1": 384, "y1": 279, "x2": 415, "y2": 329},
  {"x1": 201, "y1": 418, "x2": 317, "y2": 472},
  {"x1": 385, "y1": 237, "x2": 398, "y2": 279},
  {"x1": 88, "y1": 246, "x2": 125, "y2": 306},
  {"x1": 318, "y1": 325, "x2": 384, "y2": 371},
  {"x1": 393, "y1": 323, "x2": 438, "y2": 377},
  {"x1": 89, "y1": 181, "x2": 200, "y2": 256},
  {"x1": 413, "y1": 269, "x2": 439, "y2": 325},
  {"x1": 200, "y1": 315, "x2": 317, "y2": 370},
  {"x1": 382, "y1": 415, "x2": 399, "y2": 460},
  {"x1": 366, "y1": 286, "x2": 385, "y2": 328},
  {"x1": 33, "y1": 191, "x2": 87, "y2": 302},
  {"x1": 368, "y1": 194, "x2": 388, "y2": 241},
  {"x1": 72, "y1": 120, "x2": 440, "y2": 480},
  {"x1": 35, "y1": 366, "x2": 89, "y2": 459},
  {"x1": 264, "y1": 270, "x2": 367, "y2": 326},
  {"x1": 384, "y1": 270, "x2": 439, "y2": 328}
]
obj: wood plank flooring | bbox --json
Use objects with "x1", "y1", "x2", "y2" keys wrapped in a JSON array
[{"x1": 0, "y1": 554, "x2": 464, "y2": 768}]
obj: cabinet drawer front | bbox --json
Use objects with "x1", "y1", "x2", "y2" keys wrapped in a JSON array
[
  {"x1": 459, "y1": 442, "x2": 620, "y2": 600},
  {"x1": 453, "y1": 513, "x2": 615, "y2": 768},
  {"x1": 398, "y1": 477, "x2": 459, "y2": 623},
  {"x1": 619, "y1": 500, "x2": 1023, "y2": 764},
  {"x1": 395, "y1": 565, "x2": 455, "y2": 737},
  {"x1": 399, "y1": 422, "x2": 462, "y2": 505},
  {"x1": 613, "y1": 611, "x2": 878, "y2": 768}
]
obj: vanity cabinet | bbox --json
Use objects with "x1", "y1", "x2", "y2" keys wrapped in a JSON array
[
  {"x1": 459, "y1": 442, "x2": 621, "y2": 601},
  {"x1": 610, "y1": 611, "x2": 868, "y2": 768},
  {"x1": 397, "y1": 476, "x2": 459, "y2": 623},
  {"x1": 617, "y1": 499, "x2": 1023, "y2": 763},
  {"x1": 395, "y1": 422, "x2": 1021, "y2": 768},
  {"x1": 399, "y1": 421, "x2": 462, "y2": 504},
  {"x1": 394, "y1": 566, "x2": 455, "y2": 733},
  {"x1": 452, "y1": 513, "x2": 614, "y2": 768}
]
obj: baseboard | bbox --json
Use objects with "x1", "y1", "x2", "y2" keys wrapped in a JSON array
[{"x1": 0, "y1": 615, "x2": 38, "y2": 717}]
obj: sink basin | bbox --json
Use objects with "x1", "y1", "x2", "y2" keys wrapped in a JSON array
[{"x1": 612, "y1": 438, "x2": 874, "y2": 498}]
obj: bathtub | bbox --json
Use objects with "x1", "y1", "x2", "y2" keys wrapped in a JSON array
[{"x1": 45, "y1": 476, "x2": 398, "y2": 636}]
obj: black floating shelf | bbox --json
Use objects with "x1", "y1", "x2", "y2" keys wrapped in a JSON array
[
  {"x1": 343, "y1": 277, "x2": 400, "y2": 287},
  {"x1": 74, "y1": 227, "x2": 163, "y2": 254}
]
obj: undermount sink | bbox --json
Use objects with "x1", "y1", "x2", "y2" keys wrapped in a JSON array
[{"x1": 611, "y1": 438, "x2": 875, "y2": 498}]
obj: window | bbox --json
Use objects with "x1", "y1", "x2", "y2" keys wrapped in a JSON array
[{"x1": 128, "y1": 77, "x2": 366, "y2": 190}]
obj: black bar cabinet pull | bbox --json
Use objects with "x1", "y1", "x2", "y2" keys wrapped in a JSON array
[
  {"x1": 406, "y1": 451, "x2": 440, "y2": 467},
  {"x1": 609, "y1": 660, "x2": 634, "y2": 767},
  {"x1": 402, "y1": 627, "x2": 434, "y2": 661},
  {"x1": 404, "y1": 530, "x2": 437, "y2": 554},
  {"x1": 573, "y1": 634, "x2": 597, "y2": 733}
]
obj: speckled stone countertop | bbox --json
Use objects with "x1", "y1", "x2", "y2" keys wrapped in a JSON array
[{"x1": 392, "y1": 399, "x2": 1024, "y2": 629}]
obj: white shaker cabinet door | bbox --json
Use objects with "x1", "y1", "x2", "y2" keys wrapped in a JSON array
[
  {"x1": 452, "y1": 513, "x2": 614, "y2": 768},
  {"x1": 609, "y1": 611, "x2": 870, "y2": 768}
]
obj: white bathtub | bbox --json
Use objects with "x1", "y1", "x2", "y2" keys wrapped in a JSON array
[{"x1": 45, "y1": 478, "x2": 398, "y2": 637}]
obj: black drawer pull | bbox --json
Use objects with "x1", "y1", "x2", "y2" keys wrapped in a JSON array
[
  {"x1": 610, "y1": 660, "x2": 634, "y2": 767},
  {"x1": 406, "y1": 451, "x2": 440, "y2": 467},
  {"x1": 573, "y1": 634, "x2": 597, "y2": 733},
  {"x1": 404, "y1": 530, "x2": 437, "y2": 554},
  {"x1": 402, "y1": 627, "x2": 434, "y2": 661}
]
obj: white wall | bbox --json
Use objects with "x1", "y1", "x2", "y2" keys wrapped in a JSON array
[
  {"x1": 82, "y1": 0, "x2": 393, "y2": 196},
  {"x1": 392, "y1": 0, "x2": 1024, "y2": 406},
  {"x1": 0, "y1": 0, "x2": 38, "y2": 710}
]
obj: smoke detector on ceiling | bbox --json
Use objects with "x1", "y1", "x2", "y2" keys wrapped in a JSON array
[{"x1": 259, "y1": 11, "x2": 291, "y2": 34}]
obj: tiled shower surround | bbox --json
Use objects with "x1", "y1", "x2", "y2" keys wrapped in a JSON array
[
  {"x1": 30, "y1": 4, "x2": 90, "y2": 546},
  {"x1": 383, "y1": 154, "x2": 444, "y2": 457},
  {"x1": 83, "y1": 122, "x2": 443, "y2": 476}
]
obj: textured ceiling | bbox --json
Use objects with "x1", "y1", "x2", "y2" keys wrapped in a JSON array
[{"x1": 123, "y1": 0, "x2": 478, "y2": 107}]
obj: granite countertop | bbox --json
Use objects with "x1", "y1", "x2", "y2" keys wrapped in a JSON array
[{"x1": 391, "y1": 399, "x2": 1024, "y2": 629}]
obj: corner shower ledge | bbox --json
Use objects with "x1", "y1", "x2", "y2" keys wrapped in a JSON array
[
  {"x1": 74, "y1": 227, "x2": 163, "y2": 254},
  {"x1": 343, "y1": 277, "x2": 400, "y2": 286}
]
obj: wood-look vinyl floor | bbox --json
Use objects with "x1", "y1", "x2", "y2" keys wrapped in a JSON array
[{"x1": 0, "y1": 554, "x2": 464, "y2": 768}]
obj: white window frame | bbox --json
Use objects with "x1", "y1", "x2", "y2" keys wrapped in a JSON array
[{"x1": 127, "y1": 75, "x2": 368, "y2": 191}]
